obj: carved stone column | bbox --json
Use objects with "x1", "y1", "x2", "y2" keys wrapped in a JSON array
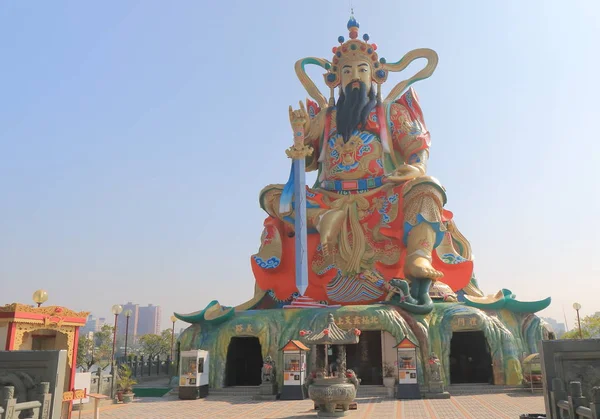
[
  {"x1": 309, "y1": 345, "x2": 317, "y2": 374},
  {"x1": 315, "y1": 345, "x2": 324, "y2": 374},
  {"x1": 339, "y1": 345, "x2": 347, "y2": 376}
]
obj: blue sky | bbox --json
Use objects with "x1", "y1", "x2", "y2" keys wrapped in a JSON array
[{"x1": 1, "y1": 0, "x2": 598, "y2": 332}]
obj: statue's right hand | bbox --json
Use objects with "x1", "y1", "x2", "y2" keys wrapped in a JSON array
[
  {"x1": 384, "y1": 164, "x2": 423, "y2": 183},
  {"x1": 289, "y1": 100, "x2": 309, "y2": 134}
]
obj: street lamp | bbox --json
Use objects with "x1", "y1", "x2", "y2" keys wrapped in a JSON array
[
  {"x1": 170, "y1": 315, "x2": 177, "y2": 363},
  {"x1": 110, "y1": 304, "x2": 123, "y2": 399},
  {"x1": 124, "y1": 309, "x2": 133, "y2": 360},
  {"x1": 32, "y1": 290, "x2": 49, "y2": 307},
  {"x1": 573, "y1": 302, "x2": 583, "y2": 339},
  {"x1": 90, "y1": 332, "x2": 95, "y2": 365}
]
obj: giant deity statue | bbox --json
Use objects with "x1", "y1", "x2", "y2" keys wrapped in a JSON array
[
  {"x1": 250, "y1": 15, "x2": 479, "y2": 313},
  {"x1": 174, "y1": 16, "x2": 553, "y2": 390}
]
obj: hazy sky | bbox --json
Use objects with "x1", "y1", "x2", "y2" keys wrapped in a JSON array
[{"x1": 1, "y1": 1, "x2": 599, "y2": 332}]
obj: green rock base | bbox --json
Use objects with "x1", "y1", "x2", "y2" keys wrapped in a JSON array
[{"x1": 178, "y1": 302, "x2": 549, "y2": 388}]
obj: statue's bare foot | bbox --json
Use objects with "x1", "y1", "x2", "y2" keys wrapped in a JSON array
[{"x1": 405, "y1": 255, "x2": 443, "y2": 280}]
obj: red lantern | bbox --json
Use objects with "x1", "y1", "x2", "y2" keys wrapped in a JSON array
[{"x1": 323, "y1": 329, "x2": 330, "y2": 336}]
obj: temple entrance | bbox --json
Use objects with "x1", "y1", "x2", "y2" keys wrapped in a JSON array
[
  {"x1": 32, "y1": 335, "x2": 56, "y2": 350},
  {"x1": 345, "y1": 331, "x2": 383, "y2": 385},
  {"x1": 225, "y1": 337, "x2": 262, "y2": 386},
  {"x1": 449, "y1": 331, "x2": 493, "y2": 384}
]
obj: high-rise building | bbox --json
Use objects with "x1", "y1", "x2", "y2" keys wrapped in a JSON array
[
  {"x1": 81, "y1": 315, "x2": 95, "y2": 334},
  {"x1": 116, "y1": 302, "x2": 139, "y2": 337},
  {"x1": 137, "y1": 304, "x2": 162, "y2": 336},
  {"x1": 97, "y1": 317, "x2": 106, "y2": 330},
  {"x1": 81, "y1": 315, "x2": 107, "y2": 334}
]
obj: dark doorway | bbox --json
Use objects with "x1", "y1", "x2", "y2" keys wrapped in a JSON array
[
  {"x1": 449, "y1": 331, "x2": 493, "y2": 384},
  {"x1": 32, "y1": 335, "x2": 56, "y2": 350},
  {"x1": 346, "y1": 331, "x2": 383, "y2": 385},
  {"x1": 225, "y1": 337, "x2": 262, "y2": 386}
]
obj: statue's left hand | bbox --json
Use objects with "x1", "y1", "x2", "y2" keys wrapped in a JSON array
[
  {"x1": 384, "y1": 164, "x2": 424, "y2": 183},
  {"x1": 288, "y1": 101, "x2": 310, "y2": 135}
]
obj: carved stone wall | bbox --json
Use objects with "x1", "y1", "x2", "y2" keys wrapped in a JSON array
[
  {"x1": 540, "y1": 339, "x2": 600, "y2": 419},
  {"x1": 0, "y1": 350, "x2": 67, "y2": 419}
]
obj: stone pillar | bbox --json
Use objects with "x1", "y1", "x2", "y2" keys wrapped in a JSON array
[
  {"x1": 37, "y1": 382, "x2": 51, "y2": 419},
  {"x1": 315, "y1": 345, "x2": 324, "y2": 374},
  {"x1": 324, "y1": 345, "x2": 329, "y2": 376},
  {"x1": 339, "y1": 345, "x2": 347, "y2": 376},
  {"x1": 309, "y1": 345, "x2": 317, "y2": 374}
]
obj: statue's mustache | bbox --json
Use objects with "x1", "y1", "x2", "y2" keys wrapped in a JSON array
[{"x1": 348, "y1": 79, "x2": 362, "y2": 88}]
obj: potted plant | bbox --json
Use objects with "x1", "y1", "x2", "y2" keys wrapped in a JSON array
[
  {"x1": 383, "y1": 362, "x2": 396, "y2": 388},
  {"x1": 117, "y1": 365, "x2": 137, "y2": 403}
]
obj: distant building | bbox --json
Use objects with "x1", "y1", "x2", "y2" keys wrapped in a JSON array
[
  {"x1": 116, "y1": 302, "x2": 139, "y2": 337},
  {"x1": 137, "y1": 304, "x2": 162, "y2": 336},
  {"x1": 541, "y1": 317, "x2": 566, "y2": 338},
  {"x1": 80, "y1": 315, "x2": 94, "y2": 334},
  {"x1": 81, "y1": 315, "x2": 107, "y2": 334}
]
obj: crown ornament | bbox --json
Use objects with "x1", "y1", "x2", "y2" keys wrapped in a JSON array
[
  {"x1": 294, "y1": 14, "x2": 438, "y2": 111},
  {"x1": 325, "y1": 14, "x2": 389, "y2": 88}
]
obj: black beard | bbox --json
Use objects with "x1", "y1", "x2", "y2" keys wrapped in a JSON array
[{"x1": 335, "y1": 81, "x2": 378, "y2": 143}]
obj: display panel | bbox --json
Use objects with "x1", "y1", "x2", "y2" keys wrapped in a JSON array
[
  {"x1": 182, "y1": 356, "x2": 198, "y2": 376},
  {"x1": 284, "y1": 353, "x2": 301, "y2": 371},
  {"x1": 397, "y1": 348, "x2": 417, "y2": 384},
  {"x1": 283, "y1": 351, "x2": 306, "y2": 385}
]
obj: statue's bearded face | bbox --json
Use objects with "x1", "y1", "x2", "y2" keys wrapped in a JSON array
[
  {"x1": 336, "y1": 59, "x2": 378, "y2": 143},
  {"x1": 340, "y1": 60, "x2": 372, "y2": 91}
]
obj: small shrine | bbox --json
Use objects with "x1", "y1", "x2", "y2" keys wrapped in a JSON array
[
  {"x1": 393, "y1": 338, "x2": 420, "y2": 399},
  {"x1": 279, "y1": 340, "x2": 309, "y2": 400},
  {"x1": 300, "y1": 313, "x2": 360, "y2": 378},
  {"x1": 0, "y1": 291, "x2": 89, "y2": 418}
]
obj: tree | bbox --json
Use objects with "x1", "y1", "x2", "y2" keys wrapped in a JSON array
[
  {"x1": 76, "y1": 335, "x2": 95, "y2": 371},
  {"x1": 138, "y1": 330, "x2": 172, "y2": 360},
  {"x1": 94, "y1": 324, "x2": 115, "y2": 368},
  {"x1": 562, "y1": 313, "x2": 600, "y2": 339},
  {"x1": 75, "y1": 325, "x2": 115, "y2": 370}
]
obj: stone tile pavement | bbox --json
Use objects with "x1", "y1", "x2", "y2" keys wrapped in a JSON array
[{"x1": 79, "y1": 392, "x2": 545, "y2": 418}]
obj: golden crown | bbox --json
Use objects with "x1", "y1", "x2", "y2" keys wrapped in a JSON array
[{"x1": 324, "y1": 15, "x2": 389, "y2": 88}]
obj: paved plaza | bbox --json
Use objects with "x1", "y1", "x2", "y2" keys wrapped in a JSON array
[{"x1": 80, "y1": 393, "x2": 545, "y2": 418}]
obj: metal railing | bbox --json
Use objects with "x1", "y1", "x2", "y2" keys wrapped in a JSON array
[{"x1": 116, "y1": 355, "x2": 174, "y2": 378}]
